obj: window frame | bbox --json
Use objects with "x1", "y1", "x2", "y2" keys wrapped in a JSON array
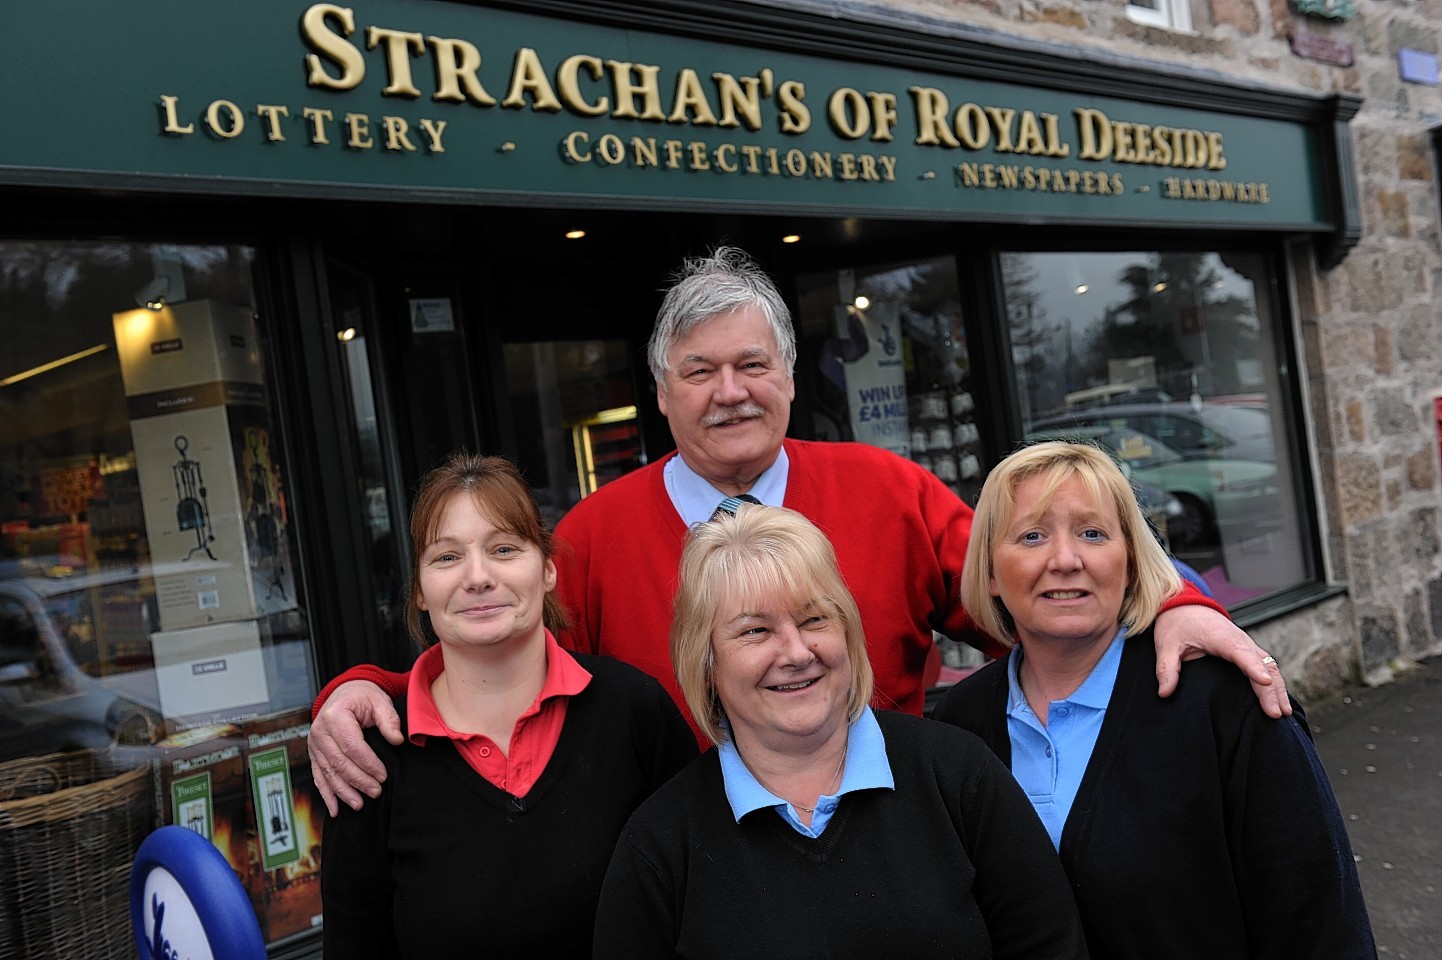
[
  {"x1": 1125, "y1": 0, "x2": 1195, "y2": 32},
  {"x1": 991, "y1": 242, "x2": 1324, "y2": 614}
]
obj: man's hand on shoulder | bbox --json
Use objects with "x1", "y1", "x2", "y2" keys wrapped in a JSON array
[
  {"x1": 308, "y1": 680, "x2": 403, "y2": 817},
  {"x1": 1153, "y1": 604, "x2": 1292, "y2": 719}
]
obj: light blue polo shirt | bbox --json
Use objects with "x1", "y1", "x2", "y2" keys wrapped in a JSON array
[
  {"x1": 1005, "y1": 628, "x2": 1127, "y2": 849},
  {"x1": 663, "y1": 449, "x2": 789, "y2": 525},
  {"x1": 718, "y1": 707, "x2": 895, "y2": 838}
]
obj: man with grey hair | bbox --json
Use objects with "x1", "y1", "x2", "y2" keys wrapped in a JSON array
[{"x1": 308, "y1": 246, "x2": 1288, "y2": 815}]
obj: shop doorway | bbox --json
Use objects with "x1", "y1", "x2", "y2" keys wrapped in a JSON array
[{"x1": 318, "y1": 206, "x2": 985, "y2": 629}]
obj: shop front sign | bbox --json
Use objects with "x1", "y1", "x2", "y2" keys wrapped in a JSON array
[{"x1": 0, "y1": 0, "x2": 1351, "y2": 233}]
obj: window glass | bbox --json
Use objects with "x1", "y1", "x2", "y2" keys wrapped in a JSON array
[
  {"x1": 796, "y1": 256, "x2": 984, "y2": 506},
  {"x1": 0, "y1": 241, "x2": 320, "y2": 953},
  {"x1": 796, "y1": 256, "x2": 988, "y2": 678},
  {"x1": 328, "y1": 261, "x2": 410, "y2": 668},
  {"x1": 504, "y1": 339, "x2": 645, "y2": 527},
  {"x1": 1004, "y1": 250, "x2": 1310, "y2": 605}
]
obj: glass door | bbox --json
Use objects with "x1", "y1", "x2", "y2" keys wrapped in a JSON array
[
  {"x1": 502, "y1": 338, "x2": 647, "y2": 528},
  {"x1": 323, "y1": 258, "x2": 413, "y2": 670}
]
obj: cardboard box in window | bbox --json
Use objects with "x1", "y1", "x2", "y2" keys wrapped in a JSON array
[
  {"x1": 152, "y1": 723, "x2": 252, "y2": 892},
  {"x1": 112, "y1": 300, "x2": 297, "y2": 633},
  {"x1": 152, "y1": 709, "x2": 324, "y2": 945},
  {"x1": 240, "y1": 708, "x2": 324, "y2": 943},
  {"x1": 149, "y1": 620, "x2": 270, "y2": 729}
]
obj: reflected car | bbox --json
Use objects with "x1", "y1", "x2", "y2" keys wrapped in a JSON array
[
  {"x1": 1131, "y1": 476, "x2": 1185, "y2": 552},
  {"x1": 1025, "y1": 425, "x2": 1283, "y2": 549},
  {"x1": 0, "y1": 562, "x2": 165, "y2": 763},
  {"x1": 1035, "y1": 400, "x2": 1276, "y2": 464}
]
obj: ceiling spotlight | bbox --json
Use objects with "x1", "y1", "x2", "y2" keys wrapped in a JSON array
[
  {"x1": 337, "y1": 328, "x2": 358, "y2": 342},
  {"x1": 1074, "y1": 283, "x2": 1089, "y2": 295},
  {"x1": 782, "y1": 234, "x2": 801, "y2": 244},
  {"x1": 853, "y1": 296, "x2": 871, "y2": 311},
  {"x1": 565, "y1": 229, "x2": 586, "y2": 240},
  {"x1": 1153, "y1": 281, "x2": 1167, "y2": 293}
]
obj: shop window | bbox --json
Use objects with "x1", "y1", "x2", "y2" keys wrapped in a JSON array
[
  {"x1": 0, "y1": 597, "x2": 63, "y2": 698},
  {"x1": 504, "y1": 339, "x2": 645, "y2": 526},
  {"x1": 1126, "y1": 0, "x2": 1194, "y2": 30},
  {"x1": 796, "y1": 256, "x2": 987, "y2": 677},
  {"x1": 0, "y1": 241, "x2": 320, "y2": 954},
  {"x1": 1002, "y1": 250, "x2": 1311, "y2": 606},
  {"x1": 796, "y1": 256, "x2": 983, "y2": 504}
]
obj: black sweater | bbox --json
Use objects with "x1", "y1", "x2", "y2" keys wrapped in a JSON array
[
  {"x1": 321, "y1": 652, "x2": 698, "y2": 959},
  {"x1": 932, "y1": 630, "x2": 1377, "y2": 960},
  {"x1": 593, "y1": 709, "x2": 1087, "y2": 960}
]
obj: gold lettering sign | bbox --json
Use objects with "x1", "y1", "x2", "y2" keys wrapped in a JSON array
[
  {"x1": 562, "y1": 131, "x2": 898, "y2": 182},
  {"x1": 143, "y1": 2, "x2": 1283, "y2": 212},
  {"x1": 1162, "y1": 177, "x2": 1270, "y2": 203},
  {"x1": 158, "y1": 96, "x2": 448, "y2": 153},
  {"x1": 1075, "y1": 108, "x2": 1226, "y2": 170}
]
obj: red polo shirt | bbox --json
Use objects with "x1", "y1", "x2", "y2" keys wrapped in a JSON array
[{"x1": 406, "y1": 631, "x2": 592, "y2": 797}]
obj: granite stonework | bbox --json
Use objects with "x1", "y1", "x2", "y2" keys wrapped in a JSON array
[
  {"x1": 1411, "y1": 448, "x2": 1439, "y2": 491},
  {"x1": 1377, "y1": 189, "x2": 1411, "y2": 238},
  {"x1": 1397, "y1": 135, "x2": 1433, "y2": 182},
  {"x1": 754, "y1": 0, "x2": 1442, "y2": 692}
]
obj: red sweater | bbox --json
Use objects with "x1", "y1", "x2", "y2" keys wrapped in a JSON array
[{"x1": 316, "y1": 440, "x2": 1223, "y2": 735}]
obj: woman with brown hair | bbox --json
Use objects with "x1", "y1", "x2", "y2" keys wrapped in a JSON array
[{"x1": 322, "y1": 452, "x2": 695, "y2": 958}]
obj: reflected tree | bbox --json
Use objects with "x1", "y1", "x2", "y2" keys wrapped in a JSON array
[
  {"x1": 1080, "y1": 253, "x2": 1257, "y2": 398},
  {"x1": 858, "y1": 259, "x2": 965, "y2": 386},
  {"x1": 1001, "y1": 253, "x2": 1060, "y2": 421}
]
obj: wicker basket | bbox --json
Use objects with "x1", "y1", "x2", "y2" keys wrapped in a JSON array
[{"x1": 0, "y1": 750, "x2": 154, "y2": 960}]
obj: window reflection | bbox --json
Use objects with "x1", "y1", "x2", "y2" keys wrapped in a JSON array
[
  {"x1": 797, "y1": 256, "x2": 983, "y2": 505},
  {"x1": 327, "y1": 261, "x2": 408, "y2": 668},
  {"x1": 1005, "y1": 250, "x2": 1309, "y2": 604},
  {"x1": 0, "y1": 240, "x2": 320, "y2": 954}
]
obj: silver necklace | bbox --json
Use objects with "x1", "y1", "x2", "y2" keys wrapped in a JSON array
[{"x1": 749, "y1": 739, "x2": 848, "y2": 815}]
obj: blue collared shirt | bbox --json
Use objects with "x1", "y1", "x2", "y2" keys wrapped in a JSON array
[
  {"x1": 1005, "y1": 628, "x2": 1127, "y2": 849},
  {"x1": 663, "y1": 449, "x2": 790, "y2": 526},
  {"x1": 718, "y1": 707, "x2": 895, "y2": 838}
]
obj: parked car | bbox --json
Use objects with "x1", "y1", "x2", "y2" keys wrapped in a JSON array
[
  {"x1": 1034, "y1": 400, "x2": 1277, "y2": 464},
  {"x1": 1025, "y1": 425, "x2": 1283, "y2": 549},
  {"x1": 0, "y1": 561, "x2": 165, "y2": 763}
]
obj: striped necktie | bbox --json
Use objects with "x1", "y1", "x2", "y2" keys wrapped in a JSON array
[{"x1": 711, "y1": 493, "x2": 762, "y2": 519}]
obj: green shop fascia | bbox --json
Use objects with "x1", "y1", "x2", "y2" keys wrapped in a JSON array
[{"x1": 0, "y1": 0, "x2": 1359, "y2": 263}]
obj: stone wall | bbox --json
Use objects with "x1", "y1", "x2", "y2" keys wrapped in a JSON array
[{"x1": 758, "y1": 0, "x2": 1442, "y2": 696}]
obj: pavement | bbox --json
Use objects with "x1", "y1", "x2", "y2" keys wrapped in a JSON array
[{"x1": 1309, "y1": 655, "x2": 1442, "y2": 959}]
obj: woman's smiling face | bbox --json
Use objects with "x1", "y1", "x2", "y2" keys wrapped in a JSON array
[
  {"x1": 709, "y1": 591, "x2": 851, "y2": 752},
  {"x1": 415, "y1": 491, "x2": 555, "y2": 654},
  {"x1": 989, "y1": 473, "x2": 1129, "y2": 649}
]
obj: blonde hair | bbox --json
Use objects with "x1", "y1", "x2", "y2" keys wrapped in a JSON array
[
  {"x1": 961, "y1": 440, "x2": 1182, "y2": 648},
  {"x1": 671, "y1": 505, "x2": 873, "y2": 746}
]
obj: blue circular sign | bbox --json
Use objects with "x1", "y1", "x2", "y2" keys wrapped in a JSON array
[{"x1": 130, "y1": 825, "x2": 267, "y2": 960}]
